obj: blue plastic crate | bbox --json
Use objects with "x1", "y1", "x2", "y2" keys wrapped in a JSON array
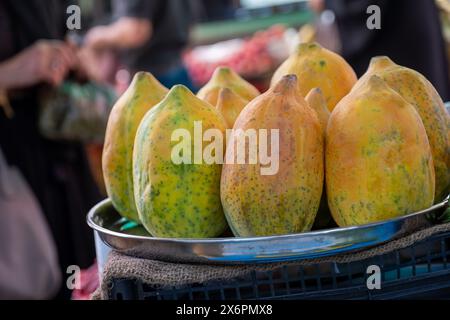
[{"x1": 108, "y1": 230, "x2": 450, "y2": 300}]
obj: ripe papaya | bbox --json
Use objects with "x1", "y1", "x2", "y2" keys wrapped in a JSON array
[
  {"x1": 133, "y1": 85, "x2": 227, "y2": 238},
  {"x1": 305, "y1": 88, "x2": 333, "y2": 229},
  {"x1": 271, "y1": 42, "x2": 357, "y2": 111},
  {"x1": 356, "y1": 56, "x2": 450, "y2": 201},
  {"x1": 305, "y1": 87, "x2": 330, "y2": 134},
  {"x1": 221, "y1": 75, "x2": 324, "y2": 237},
  {"x1": 326, "y1": 75, "x2": 435, "y2": 227},
  {"x1": 102, "y1": 72, "x2": 168, "y2": 221},
  {"x1": 215, "y1": 87, "x2": 249, "y2": 129},
  {"x1": 197, "y1": 66, "x2": 260, "y2": 106}
]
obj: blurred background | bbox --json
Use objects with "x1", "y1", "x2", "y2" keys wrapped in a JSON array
[{"x1": 0, "y1": 0, "x2": 449, "y2": 300}]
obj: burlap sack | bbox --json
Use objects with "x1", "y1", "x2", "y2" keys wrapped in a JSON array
[{"x1": 92, "y1": 222, "x2": 450, "y2": 300}]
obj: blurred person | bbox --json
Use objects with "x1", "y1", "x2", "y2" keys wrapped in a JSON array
[
  {"x1": 309, "y1": 0, "x2": 450, "y2": 100},
  {"x1": 0, "y1": 146, "x2": 61, "y2": 300},
  {"x1": 85, "y1": 0, "x2": 197, "y2": 90},
  {"x1": 199, "y1": 0, "x2": 238, "y2": 21},
  {"x1": 75, "y1": 0, "x2": 119, "y2": 85},
  {"x1": 0, "y1": 1, "x2": 102, "y2": 298}
]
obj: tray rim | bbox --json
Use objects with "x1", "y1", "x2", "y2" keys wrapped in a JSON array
[{"x1": 87, "y1": 196, "x2": 449, "y2": 244}]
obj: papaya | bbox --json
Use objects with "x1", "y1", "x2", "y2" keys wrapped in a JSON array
[
  {"x1": 326, "y1": 75, "x2": 435, "y2": 227},
  {"x1": 103, "y1": 72, "x2": 168, "y2": 222},
  {"x1": 271, "y1": 42, "x2": 357, "y2": 111},
  {"x1": 215, "y1": 87, "x2": 249, "y2": 129},
  {"x1": 305, "y1": 88, "x2": 333, "y2": 229},
  {"x1": 221, "y1": 75, "x2": 324, "y2": 237},
  {"x1": 133, "y1": 85, "x2": 228, "y2": 238},
  {"x1": 305, "y1": 87, "x2": 330, "y2": 134},
  {"x1": 197, "y1": 66, "x2": 260, "y2": 106},
  {"x1": 356, "y1": 56, "x2": 450, "y2": 201}
]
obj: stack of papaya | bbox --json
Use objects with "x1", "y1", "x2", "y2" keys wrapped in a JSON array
[{"x1": 102, "y1": 42, "x2": 450, "y2": 238}]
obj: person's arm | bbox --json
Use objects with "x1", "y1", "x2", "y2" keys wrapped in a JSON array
[
  {"x1": 0, "y1": 40, "x2": 76, "y2": 118},
  {"x1": 85, "y1": 0, "x2": 156, "y2": 50},
  {"x1": 84, "y1": 17, "x2": 152, "y2": 50},
  {"x1": 0, "y1": 40, "x2": 76, "y2": 90}
]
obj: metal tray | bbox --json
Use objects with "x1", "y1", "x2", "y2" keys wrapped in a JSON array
[{"x1": 87, "y1": 197, "x2": 449, "y2": 264}]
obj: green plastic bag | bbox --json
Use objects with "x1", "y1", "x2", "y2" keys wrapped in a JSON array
[{"x1": 39, "y1": 81, "x2": 117, "y2": 143}]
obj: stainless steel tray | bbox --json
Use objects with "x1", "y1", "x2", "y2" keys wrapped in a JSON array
[{"x1": 87, "y1": 197, "x2": 449, "y2": 264}]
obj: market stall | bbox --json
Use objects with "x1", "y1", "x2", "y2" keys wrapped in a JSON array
[{"x1": 86, "y1": 0, "x2": 450, "y2": 301}]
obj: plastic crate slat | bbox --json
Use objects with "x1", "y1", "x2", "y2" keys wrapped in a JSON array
[
  {"x1": 282, "y1": 266, "x2": 292, "y2": 295},
  {"x1": 298, "y1": 266, "x2": 306, "y2": 292},
  {"x1": 315, "y1": 264, "x2": 322, "y2": 291},
  {"x1": 441, "y1": 239, "x2": 448, "y2": 269}
]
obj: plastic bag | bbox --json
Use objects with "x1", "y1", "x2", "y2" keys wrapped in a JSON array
[{"x1": 39, "y1": 81, "x2": 117, "y2": 143}]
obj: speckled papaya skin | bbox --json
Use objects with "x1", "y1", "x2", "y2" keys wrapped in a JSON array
[
  {"x1": 326, "y1": 76, "x2": 435, "y2": 227},
  {"x1": 221, "y1": 75, "x2": 324, "y2": 237},
  {"x1": 102, "y1": 72, "x2": 168, "y2": 222},
  {"x1": 197, "y1": 67, "x2": 260, "y2": 106},
  {"x1": 133, "y1": 85, "x2": 227, "y2": 238},
  {"x1": 271, "y1": 42, "x2": 357, "y2": 111},
  {"x1": 356, "y1": 56, "x2": 450, "y2": 202}
]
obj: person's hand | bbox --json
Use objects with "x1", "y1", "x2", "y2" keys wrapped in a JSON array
[
  {"x1": 75, "y1": 47, "x2": 117, "y2": 84},
  {"x1": 1, "y1": 40, "x2": 77, "y2": 89},
  {"x1": 85, "y1": 18, "x2": 152, "y2": 51},
  {"x1": 84, "y1": 26, "x2": 111, "y2": 50},
  {"x1": 25, "y1": 40, "x2": 77, "y2": 86},
  {"x1": 309, "y1": 0, "x2": 325, "y2": 13}
]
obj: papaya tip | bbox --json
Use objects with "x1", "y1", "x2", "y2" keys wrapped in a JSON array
[
  {"x1": 217, "y1": 66, "x2": 231, "y2": 72},
  {"x1": 168, "y1": 84, "x2": 191, "y2": 97},
  {"x1": 369, "y1": 56, "x2": 396, "y2": 68},
  {"x1": 133, "y1": 71, "x2": 155, "y2": 82},
  {"x1": 309, "y1": 87, "x2": 323, "y2": 96},
  {"x1": 214, "y1": 66, "x2": 233, "y2": 77},
  {"x1": 272, "y1": 74, "x2": 298, "y2": 93},
  {"x1": 134, "y1": 71, "x2": 149, "y2": 77}
]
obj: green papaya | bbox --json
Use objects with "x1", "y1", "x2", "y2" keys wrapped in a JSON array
[
  {"x1": 102, "y1": 72, "x2": 168, "y2": 222},
  {"x1": 133, "y1": 85, "x2": 228, "y2": 238}
]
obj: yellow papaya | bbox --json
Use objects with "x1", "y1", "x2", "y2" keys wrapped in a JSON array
[
  {"x1": 326, "y1": 75, "x2": 435, "y2": 227},
  {"x1": 356, "y1": 56, "x2": 450, "y2": 201},
  {"x1": 305, "y1": 87, "x2": 330, "y2": 134},
  {"x1": 197, "y1": 67, "x2": 260, "y2": 106},
  {"x1": 215, "y1": 87, "x2": 249, "y2": 129},
  {"x1": 102, "y1": 72, "x2": 168, "y2": 221},
  {"x1": 271, "y1": 42, "x2": 357, "y2": 111},
  {"x1": 221, "y1": 75, "x2": 324, "y2": 237},
  {"x1": 305, "y1": 88, "x2": 332, "y2": 229},
  {"x1": 133, "y1": 85, "x2": 227, "y2": 238}
]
